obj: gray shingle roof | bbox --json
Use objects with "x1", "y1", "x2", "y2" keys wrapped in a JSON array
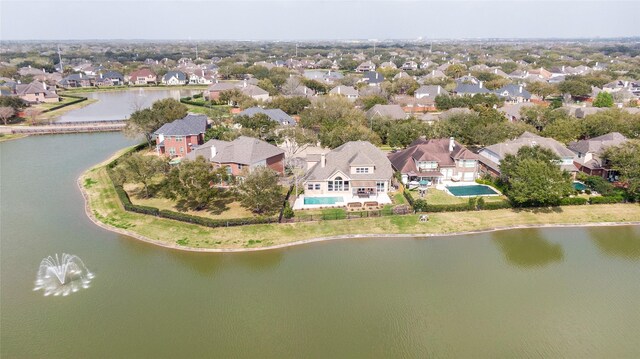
[
  {"x1": 481, "y1": 131, "x2": 576, "y2": 160},
  {"x1": 162, "y1": 71, "x2": 187, "y2": 82},
  {"x1": 238, "y1": 107, "x2": 296, "y2": 126},
  {"x1": 305, "y1": 141, "x2": 393, "y2": 181},
  {"x1": 366, "y1": 104, "x2": 407, "y2": 120},
  {"x1": 187, "y1": 136, "x2": 284, "y2": 165},
  {"x1": 329, "y1": 85, "x2": 359, "y2": 97},
  {"x1": 154, "y1": 114, "x2": 208, "y2": 136},
  {"x1": 453, "y1": 83, "x2": 491, "y2": 95},
  {"x1": 494, "y1": 84, "x2": 531, "y2": 99},
  {"x1": 568, "y1": 132, "x2": 627, "y2": 155}
]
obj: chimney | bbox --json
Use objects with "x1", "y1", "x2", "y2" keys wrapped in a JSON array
[
  {"x1": 320, "y1": 153, "x2": 326, "y2": 168},
  {"x1": 432, "y1": 70, "x2": 435, "y2": 76},
  {"x1": 479, "y1": 81, "x2": 483, "y2": 89},
  {"x1": 437, "y1": 86, "x2": 441, "y2": 95},
  {"x1": 494, "y1": 68, "x2": 498, "y2": 74},
  {"x1": 562, "y1": 65, "x2": 565, "y2": 72},
  {"x1": 519, "y1": 85, "x2": 523, "y2": 94},
  {"x1": 42, "y1": 68, "x2": 45, "y2": 73},
  {"x1": 42, "y1": 82, "x2": 47, "y2": 90},
  {"x1": 210, "y1": 145, "x2": 217, "y2": 159},
  {"x1": 338, "y1": 86, "x2": 341, "y2": 95},
  {"x1": 449, "y1": 137, "x2": 455, "y2": 153}
]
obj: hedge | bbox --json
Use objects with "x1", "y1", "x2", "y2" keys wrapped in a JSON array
[
  {"x1": 158, "y1": 209, "x2": 276, "y2": 228},
  {"x1": 559, "y1": 197, "x2": 588, "y2": 206},
  {"x1": 589, "y1": 196, "x2": 624, "y2": 204}
]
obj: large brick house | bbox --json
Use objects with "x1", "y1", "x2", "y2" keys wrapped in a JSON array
[
  {"x1": 154, "y1": 114, "x2": 208, "y2": 158},
  {"x1": 388, "y1": 137, "x2": 480, "y2": 185},
  {"x1": 14, "y1": 81, "x2": 59, "y2": 103},
  {"x1": 568, "y1": 132, "x2": 627, "y2": 181},
  {"x1": 186, "y1": 136, "x2": 285, "y2": 176}
]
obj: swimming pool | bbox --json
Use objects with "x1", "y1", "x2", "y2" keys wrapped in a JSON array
[
  {"x1": 446, "y1": 185, "x2": 499, "y2": 197},
  {"x1": 573, "y1": 182, "x2": 587, "y2": 191},
  {"x1": 304, "y1": 196, "x2": 344, "y2": 205}
]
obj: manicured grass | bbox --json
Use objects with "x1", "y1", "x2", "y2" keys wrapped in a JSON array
[
  {"x1": 82, "y1": 160, "x2": 640, "y2": 250},
  {"x1": 184, "y1": 104, "x2": 232, "y2": 118},
  {"x1": 392, "y1": 191, "x2": 406, "y2": 205},
  {"x1": 38, "y1": 98, "x2": 99, "y2": 121},
  {"x1": 0, "y1": 133, "x2": 28, "y2": 142},
  {"x1": 34, "y1": 96, "x2": 78, "y2": 110},
  {"x1": 410, "y1": 187, "x2": 507, "y2": 205}
]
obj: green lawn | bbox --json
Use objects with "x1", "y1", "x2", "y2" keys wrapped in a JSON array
[{"x1": 409, "y1": 187, "x2": 508, "y2": 205}]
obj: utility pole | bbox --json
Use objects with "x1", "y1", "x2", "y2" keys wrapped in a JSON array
[
  {"x1": 295, "y1": 43, "x2": 298, "y2": 58},
  {"x1": 195, "y1": 43, "x2": 198, "y2": 59},
  {"x1": 57, "y1": 45, "x2": 63, "y2": 73}
]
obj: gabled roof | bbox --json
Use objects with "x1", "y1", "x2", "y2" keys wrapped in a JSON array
[
  {"x1": 154, "y1": 114, "x2": 208, "y2": 136},
  {"x1": 305, "y1": 141, "x2": 393, "y2": 181},
  {"x1": 238, "y1": 107, "x2": 296, "y2": 126},
  {"x1": 330, "y1": 85, "x2": 359, "y2": 96},
  {"x1": 162, "y1": 71, "x2": 187, "y2": 81},
  {"x1": 568, "y1": 132, "x2": 627, "y2": 155},
  {"x1": 207, "y1": 82, "x2": 236, "y2": 92},
  {"x1": 366, "y1": 104, "x2": 406, "y2": 120},
  {"x1": 453, "y1": 83, "x2": 490, "y2": 94},
  {"x1": 239, "y1": 84, "x2": 269, "y2": 97},
  {"x1": 187, "y1": 136, "x2": 284, "y2": 165},
  {"x1": 363, "y1": 71, "x2": 384, "y2": 84},
  {"x1": 415, "y1": 85, "x2": 448, "y2": 97},
  {"x1": 388, "y1": 138, "x2": 478, "y2": 174},
  {"x1": 101, "y1": 71, "x2": 124, "y2": 80},
  {"x1": 481, "y1": 131, "x2": 576, "y2": 160},
  {"x1": 494, "y1": 84, "x2": 531, "y2": 99},
  {"x1": 129, "y1": 68, "x2": 157, "y2": 78}
]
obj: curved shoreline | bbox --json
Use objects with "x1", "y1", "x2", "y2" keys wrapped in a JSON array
[{"x1": 78, "y1": 176, "x2": 640, "y2": 253}]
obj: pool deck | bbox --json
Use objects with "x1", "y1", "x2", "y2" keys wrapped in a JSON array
[{"x1": 293, "y1": 193, "x2": 392, "y2": 210}]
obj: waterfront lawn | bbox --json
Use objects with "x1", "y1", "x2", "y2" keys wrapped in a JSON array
[
  {"x1": 34, "y1": 96, "x2": 78, "y2": 110},
  {"x1": 83, "y1": 159, "x2": 640, "y2": 250},
  {"x1": 184, "y1": 104, "x2": 232, "y2": 118},
  {"x1": 410, "y1": 188, "x2": 508, "y2": 205}
]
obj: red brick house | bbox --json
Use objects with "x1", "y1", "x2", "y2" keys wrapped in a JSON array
[
  {"x1": 185, "y1": 136, "x2": 285, "y2": 176},
  {"x1": 154, "y1": 114, "x2": 208, "y2": 158}
]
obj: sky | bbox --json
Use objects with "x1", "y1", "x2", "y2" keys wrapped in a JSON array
[{"x1": 1, "y1": 0, "x2": 639, "y2": 41}]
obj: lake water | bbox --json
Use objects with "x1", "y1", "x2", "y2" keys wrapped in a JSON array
[
  {"x1": 1, "y1": 133, "x2": 639, "y2": 358},
  {"x1": 57, "y1": 88, "x2": 201, "y2": 122}
]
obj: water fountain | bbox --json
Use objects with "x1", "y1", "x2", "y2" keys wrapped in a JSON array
[{"x1": 34, "y1": 254, "x2": 94, "y2": 296}]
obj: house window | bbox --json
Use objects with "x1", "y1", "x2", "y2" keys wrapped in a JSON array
[
  {"x1": 307, "y1": 184, "x2": 314, "y2": 190},
  {"x1": 238, "y1": 164, "x2": 244, "y2": 170},
  {"x1": 175, "y1": 136, "x2": 183, "y2": 142},
  {"x1": 355, "y1": 167, "x2": 369, "y2": 174},
  {"x1": 332, "y1": 177, "x2": 346, "y2": 191},
  {"x1": 376, "y1": 181, "x2": 385, "y2": 192},
  {"x1": 314, "y1": 184, "x2": 321, "y2": 190},
  {"x1": 180, "y1": 147, "x2": 184, "y2": 153},
  {"x1": 464, "y1": 160, "x2": 476, "y2": 168},
  {"x1": 226, "y1": 166, "x2": 232, "y2": 175},
  {"x1": 169, "y1": 148, "x2": 176, "y2": 156}
]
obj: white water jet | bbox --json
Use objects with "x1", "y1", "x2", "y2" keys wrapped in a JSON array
[{"x1": 34, "y1": 254, "x2": 94, "y2": 296}]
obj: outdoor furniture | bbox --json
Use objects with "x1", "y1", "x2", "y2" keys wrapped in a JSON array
[
  {"x1": 364, "y1": 201, "x2": 379, "y2": 207},
  {"x1": 419, "y1": 214, "x2": 429, "y2": 222}
]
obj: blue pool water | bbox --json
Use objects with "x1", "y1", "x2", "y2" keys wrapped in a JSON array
[
  {"x1": 304, "y1": 196, "x2": 344, "y2": 205},
  {"x1": 446, "y1": 185, "x2": 499, "y2": 197},
  {"x1": 573, "y1": 182, "x2": 587, "y2": 191}
]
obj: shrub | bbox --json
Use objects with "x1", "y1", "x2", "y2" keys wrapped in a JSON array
[
  {"x1": 413, "y1": 199, "x2": 428, "y2": 212},
  {"x1": 283, "y1": 202, "x2": 294, "y2": 219},
  {"x1": 589, "y1": 196, "x2": 624, "y2": 204},
  {"x1": 193, "y1": 93, "x2": 203, "y2": 99},
  {"x1": 158, "y1": 209, "x2": 276, "y2": 227},
  {"x1": 468, "y1": 197, "x2": 478, "y2": 210},
  {"x1": 476, "y1": 197, "x2": 486, "y2": 209},
  {"x1": 559, "y1": 197, "x2": 588, "y2": 206},
  {"x1": 481, "y1": 201, "x2": 513, "y2": 210}
]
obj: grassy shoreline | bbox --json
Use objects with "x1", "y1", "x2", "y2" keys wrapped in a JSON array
[{"x1": 80, "y1": 149, "x2": 640, "y2": 252}]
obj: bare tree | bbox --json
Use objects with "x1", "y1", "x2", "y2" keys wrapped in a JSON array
[
  {"x1": 0, "y1": 106, "x2": 15, "y2": 125},
  {"x1": 23, "y1": 107, "x2": 43, "y2": 125},
  {"x1": 278, "y1": 127, "x2": 318, "y2": 165}
]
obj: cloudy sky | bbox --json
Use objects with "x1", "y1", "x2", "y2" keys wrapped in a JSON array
[{"x1": 1, "y1": 0, "x2": 638, "y2": 40}]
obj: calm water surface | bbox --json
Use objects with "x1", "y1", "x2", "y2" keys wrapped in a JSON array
[
  {"x1": 1, "y1": 133, "x2": 639, "y2": 358},
  {"x1": 57, "y1": 88, "x2": 200, "y2": 122}
]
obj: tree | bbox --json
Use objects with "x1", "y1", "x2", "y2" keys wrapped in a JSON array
[
  {"x1": 265, "y1": 96, "x2": 310, "y2": 114},
  {"x1": 526, "y1": 82, "x2": 557, "y2": 100},
  {"x1": 163, "y1": 157, "x2": 232, "y2": 212},
  {"x1": 278, "y1": 126, "x2": 318, "y2": 164},
  {"x1": 603, "y1": 140, "x2": 640, "y2": 199},
  {"x1": 359, "y1": 95, "x2": 388, "y2": 110},
  {"x1": 444, "y1": 64, "x2": 466, "y2": 78},
  {"x1": 238, "y1": 167, "x2": 284, "y2": 215},
  {"x1": 0, "y1": 96, "x2": 25, "y2": 111},
  {"x1": 23, "y1": 107, "x2": 43, "y2": 125},
  {"x1": 124, "y1": 98, "x2": 187, "y2": 146},
  {"x1": 235, "y1": 113, "x2": 277, "y2": 141},
  {"x1": 500, "y1": 146, "x2": 573, "y2": 207},
  {"x1": 558, "y1": 80, "x2": 591, "y2": 98},
  {"x1": 0, "y1": 106, "x2": 15, "y2": 125},
  {"x1": 541, "y1": 116, "x2": 583, "y2": 144},
  {"x1": 593, "y1": 92, "x2": 614, "y2": 108},
  {"x1": 114, "y1": 153, "x2": 168, "y2": 198}
]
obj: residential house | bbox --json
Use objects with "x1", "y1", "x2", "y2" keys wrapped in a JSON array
[
  {"x1": 127, "y1": 69, "x2": 157, "y2": 85},
  {"x1": 186, "y1": 136, "x2": 285, "y2": 176},
  {"x1": 366, "y1": 104, "x2": 407, "y2": 121},
  {"x1": 478, "y1": 132, "x2": 578, "y2": 177},
  {"x1": 420, "y1": 69, "x2": 447, "y2": 81},
  {"x1": 401, "y1": 61, "x2": 418, "y2": 71},
  {"x1": 329, "y1": 85, "x2": 359, "y2": 101},
  {"x1": 393, "y1": 72, "x2": 412, "y2": 81},
  {"x1": 356, "y1": 61, "x2": 376, "y2": 72},
  {"x1": 388, "y1": 137, "x2": 480, "y2": 185},
  {"x1": 239, "y1": 83, "x2": 270, "y2": 101},
  {"x1": 14, "y1": 81, "x2": 59, "y2": 103},
  {"x1": 414, "y1": 85, "x2": 448, "y2": 100},
  {"x1": 161, "y1": 71, "x2": 188, "y2": 85},
  {"x1": 238, "y1": 107, "x2": 296, "y2": 126},
  {"x1": 203, "y1": 82, "x2": 237, "y2": 100},
  {"x1": 300, "y1": 141, "x2": 394, "y2": 207},
  {"x1": 154, "y1": 114, "x2": 208, "y2": 158},
  {"x1": 188, "y1": 69, "x2": 216, "y2": 85},
  {"x1": 453, "y1": 82, "x2": 491, "y2": 96},
  {"x1": 568, "y1": 132, "x2": 628, "y2": 181},
  {"x1": 97, "y1": 71, "x2": 124, "y2": 86},
  {"x1": 379, "y1": 61, "x2": 397, "y2": 69},
  {"x1": 494, "y1": 84, "x2": 532, "y2": 103},
  {"x1": 362, "y1": 71, "x2": 384, "y2": 86},
  {"x1": 59, "y1": 73, "x2": 94, "y2": 88}
]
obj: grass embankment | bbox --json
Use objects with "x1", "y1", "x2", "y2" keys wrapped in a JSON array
[
  {"x1": 81, "y1": 155, "x2": 640, "y2": 251},
  {"x1": 0, "y1": 133, "x2": 28, "y2": 142},
  {"x1": 37, "y1": 98, "x2": 99, "y2": 121},
  {"x1": 409, "y1": 188, "x2": 507, "y2": 205}
]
